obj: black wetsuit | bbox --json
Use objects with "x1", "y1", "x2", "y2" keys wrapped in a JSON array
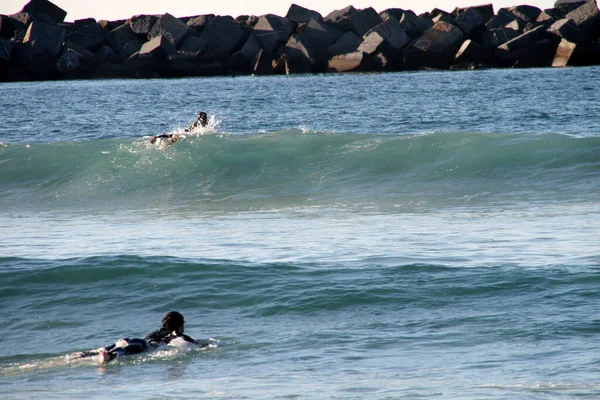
[
  {"x1": 145, "y1": 328, "x2": 197, "y2": 347},
  {"x1": 76, "y1": 328, "x2": 202, "y2": 360}
]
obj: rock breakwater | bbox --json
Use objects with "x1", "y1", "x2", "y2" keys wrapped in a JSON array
[{"x1": 1, "y1": 0, "x2": 600, "y2": 81}]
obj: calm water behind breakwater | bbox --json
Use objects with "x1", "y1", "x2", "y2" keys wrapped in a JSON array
[{"x1": 1, "y1": 67, "x2": 599, "y2": 399}]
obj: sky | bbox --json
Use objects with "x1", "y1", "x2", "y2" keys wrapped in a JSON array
[{"x1": 2, "y1": 0, "x2": 556, "y2": 22}]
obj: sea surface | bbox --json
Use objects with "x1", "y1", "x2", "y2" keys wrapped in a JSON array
[{"x1": 1, "y1": 67, "x2": 599, "y2": 399}]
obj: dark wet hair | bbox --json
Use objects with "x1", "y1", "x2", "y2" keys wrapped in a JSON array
[
  {"x1": 162, "y1": 311, "x2": 185, "y2": 330},
  {"x1": 198, "y1": 112, "x2": 208, "y2": 127}
]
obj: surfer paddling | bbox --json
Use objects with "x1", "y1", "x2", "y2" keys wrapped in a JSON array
[
  {"x1": 74, "y1": 311, "x2": 207, "y2": 362},
  {"x1": 149, "y1": 112, "x2": 208, "y2": 144}
]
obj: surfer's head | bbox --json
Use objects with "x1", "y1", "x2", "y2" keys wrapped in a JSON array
[
  {"x1": 198, "y1": 112, "x2": 208, "y2": 127},
  {"x1": 162, "y1": 311, "x2": 185, "y2": 333}
]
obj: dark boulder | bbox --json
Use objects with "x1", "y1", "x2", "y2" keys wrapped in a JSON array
[
  {"x1": 23, "y1": 21, "x2": 65, "y2": 57},
  {"x1": 455, "y1": 7, "x2": 486, "y2": 38},
  {"x1": 238, "y1": 33, "x2": 261, "y2": 65},
  {"x1": 486, "y1": 8, "x2": 521, "y2": 30},
  {"x1": 148, "y1": 13, "x2": 194, "y2": 48},
  {"x1": 140, "y1": 35, "x2": 177, "y2": 61},
  {"x1": 130, "y1": 15, "x2": 158, "y2": 36},
  {"x1": 163, "y1": 55, "x2": 222, "y2": 76},
  {"x1": 327, "y1": 31, "x2": 362, "y2": 57},
  {"x1": 199, "y1": 16, "x2": 246, "y2": 58},
  {"x1": 300, "y1": 18, "x2": 343, "y2": 46},
  {"x1": 555, "y1": 0, "x2": 589, "y2": 14},
  {"x1": 187, "y1": 15, "x2": 215, "y2": 34},
  {"x1": 66, "y1": 19, "x2": 105, "y2": 51},
  {"x1": 453, "y1": 4, "x2": 495, "y2": 23},
  {"x1": 253, "y1": 48, "x2": 276, "y2": 74},
  {"x1": 254, "y1": 14, "x2": 294, "y2": 54},
  {"x1": 328, "y1": 51, "x2": 372, "y2": 72},
  {"x1": 481, "y1": 26, "x2": 521, "y2": 48},
  {"x1": 498, "y1": 24, "x2": 548, "y2": 50},
  {"x1": 454, "y1": 39, "x2": 485, "y2": 64},
  {"x1": 95, "y1": 44, "x2": 119, "y2": 63},
  {"x1": 285, "y1": 34, "x2": 320, "y2": 70},
  {"x1": 548, "y1": 18, "x2": 585, "y2": 42},
  {"x1": 56, "y1": 42, "x2": 94, "y2": 76},
  {"x1": 22, "y1": 0, "x2": 67, "y2": 23},
  {"x1": 177, "y1": 35, "x2": 208, "y2": 58},
  {"x1": 537, "y1": 8, "x2": 564, "y2": 23},
  {"x1": 0, "y1": 15, "x2": 15, "y2": 39},
  {"x1": 286, "y1": 4, "x2": 322, "y2": 23},
  {"x1": 325, "y1": 6, "x2": 382, "y2": 36},
  {"x1": 358, "y1": 18, "x2": 410, "y2": 55},
  {"x1": 565, "y1": 0, "x2": 600, "y2": 41},
  {"x1": 99, "y1": 20, "x2": 125, "y2": 33},
  {"x1": 0, "y1": 38, "x2": 11, "y2": 63},
  {"x1": 431, "y1": 9, "x2": 456, "y2": 24},
  {"x1": 399, "y1": 11, "x2": 433, "y2": 39},
  {"x1": 236, "y1": 15, "x2": 259, "y2": 28},
  {"x1": 505, "y1": 5, "x2": 542, "y2": 21},
  {"x1": 379, "y1": 8, "x2": 408, "y2": 21},
  {"x1": 106, "y1": 24, "x2": 141, "y2": 55},
  {"x1": 411, "y1": 20, "x2": 465, "y2": 68}
]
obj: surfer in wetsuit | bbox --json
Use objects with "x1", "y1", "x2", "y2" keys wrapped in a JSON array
[
  {"x1": 186, "y1": 111, "x2": 208, "y2": 132},
  {"x1": 149, "y1": 112, "x2": 208, "y2": 144},
  {"x1": 75, "y1": 311, "x2": 205, "y2": 362}
]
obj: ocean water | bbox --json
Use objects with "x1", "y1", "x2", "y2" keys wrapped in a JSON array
[{"x1": 1, "y1": 67, "x2": 599, "y2": 399}]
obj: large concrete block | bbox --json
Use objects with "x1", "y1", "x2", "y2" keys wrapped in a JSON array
[
  {"x1": 140, "y1": 35, "x2": 177, "y2": 61},
  {"x1": 565, "y1": 0, "x2": 600, "y2": 40},
  {"x1": 455, "y1": 7, "x2": 486, "y2": 38},
  {"x1": 453, "y1": 4, "x2": 495, "y2": 23},
  {"x1": 286, "y1": 4, "x2": 322, "y2": 23},
  {"x1": 23, "y1": 21, "x2": 65, "y2": 56},
  {"x1": 498, "y1": 24, "x2": 547, "y2": 50},
  {"x1": 22, "y1": 0, "x2": 67, "y2": 23},
  {"x1": 253, "y1": 48, "x2": 276, "y2": 74},
  {"x1": 238, "y1": 33, "x2": 261, "y2": 64},
  {"x1": 555, "y1": 0, "x2": 589, "y2": 14},
  {"x1": 0, "y1": 15, "x2": 15, "y2": 39},
  {"x1": 187, "y1": 15, "x2": 215, "y2": 34},
  {"x1": 411, "y1": 21, "x2": 465, "y2": 67},
  {"x1": 254, "y1": 14, "x2": 294, "y2": 54},
  {"x1": 199, "y1": 16, "x2": 246, "y2": 58},
  {"x1": 325, "y1": 6, "x2": 382, "y2": 36},
  {"x1": 505, "y1": 5, "x2": 542, "y2": 21},
  {"x1": 379, "y1": 8, "x2": 408, "y2": 21},
  {"x1": 358, "y1": 18, "x2": 409, "y2": 55},
  {"x1": 551, "y1": 37, "x2": 600, "y2": 65},
  {"x1": 285, "y1": 34, "x2": 318, "y2": 65},
  {"x1": 0, "y1": 38, "x2": 11, "y2": 62},
  {"x1": 454, "y1": 39, "x2": 485, "y2": 64},
  {"x1": 301, "y1": 19, "x2": 343, "y2": 47},
  {"x1": 548, "y1": 18, "x2": 585, "y2": 42},
  {"x1": 327, "y1": 31, "x2": 362, "y2": 56},
  {"x1": 399, "y1": 11, "x2": 433, "y2": 39},
  {"x1": 130, "y1": 15, "x2": 158, "y2": 36},
  {"x1": 56, "y1": 43, "x2": 94, "y2": 75},
  {"x1": 148, "y1": 13, "x2": 194, "y2": 48},
  {"x1": 106, "y1": 24, "x2": 141, "y2": 54},
  {"x1": 328, "y1": 51, "x2": 371, "y2": 72},
  {"x1": 486, "y1": 8, "x2": 521, "y2": 30},
  {"x1": 481, "y1": 26, "x2": 521, "y2": 48},
  {"x1": 66, "y1": 19, "x2": 105, "y2": 51},
  {"x1": 177, "y1": 35, "x2": 208, "y2": 58}
]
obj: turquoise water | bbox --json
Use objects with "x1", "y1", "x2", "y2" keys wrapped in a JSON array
[{"x1": 1, "y1": 67, "x2": 599, "y2": 399}]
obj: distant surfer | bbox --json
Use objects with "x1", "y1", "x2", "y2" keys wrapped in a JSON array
[
  {"x1": 74, "y1": 311, "x2": 207, "y2": 362},
  {"x1": 149, "y1": 112, "x2": 208, "y2": 144},
  {"x1": 186, "y1": 111, "x2": 208, "y2": 132}
]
